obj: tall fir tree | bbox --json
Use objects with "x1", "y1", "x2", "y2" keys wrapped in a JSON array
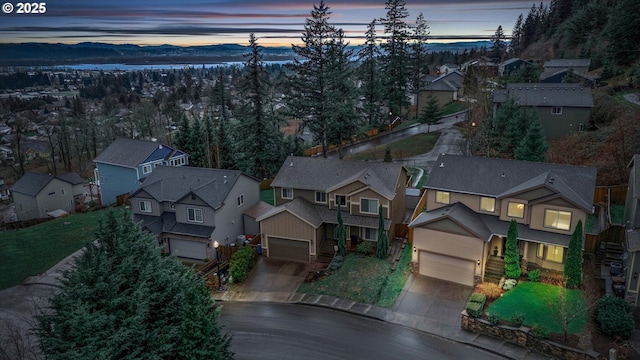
[
  {"x1": 188, "y1": 117, "x2": 207, "y2": 167},
  {"x1": 409, "y1": 12, "x2": 430, "y2": 120},
  {"x1": 504, "y1": 219, "x2": 522, "y2": 279},
  {"x1": 376, "y1": 205, "x2": 389, "y2": 259},
  {"x1": 336, "y1": 203, "x2": 346, "y2": 256},
  {"x1": 490, "y1": 25, "x2": 506, "y2": 62},
  {"x1": 380, "y1": 0, "x2": 410, "y2": 123},
  {"x1": 604, "y1": 0, "x2": 640, "y2": 65},
  {"x1": 418, "y1": 93, "x2": 441, "y2": 133},
  {"x1": 173, "y1": 113, "x2": 191, "y2": 153},
  {"x1": 212, "y1": 69, "x2": 235, "y2": 169},
  {"x1": 357, "y1": 20, "x2": 383, "y2": 127},
  {"x1": 35, "y1": 211, "x2": 233, "y2": 360},
  {"x1": 564, "y1": 220, "x2": 583, "y2": 288},
  {"x1": 510, "y1": 14, "x2": 524, "y2": 56},
  {"x1": 514, "y1": 120, "x2": 548, "y2": 162}
]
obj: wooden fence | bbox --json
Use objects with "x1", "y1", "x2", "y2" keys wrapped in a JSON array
[
  {"x1": 593, "y1": 185, "x2": 627, "y2": 204},
  {"x1": 584, "y1": 225, "x2": 625, "y2": 255},
  {"x1": 260, "y1": 179, "x2": 273, "y2": 191}
]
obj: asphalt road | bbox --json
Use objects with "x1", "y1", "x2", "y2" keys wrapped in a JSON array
[{"x1": 219, "y1": 302, "x2": 506, "y2": 360}]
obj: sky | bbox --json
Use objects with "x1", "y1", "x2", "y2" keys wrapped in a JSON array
[{"x1": 0, "y1": 0, "x2": 545, "y2": 47}]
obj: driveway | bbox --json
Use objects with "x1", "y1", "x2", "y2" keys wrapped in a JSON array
[{"x1": 238, "y1": 257, "x2": 308, "y2": 293}]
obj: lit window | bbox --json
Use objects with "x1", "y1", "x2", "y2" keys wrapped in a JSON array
[
  {"x1": 142, "y1": 164, "x2": 152, "y2": 174},
  {"x1": 435, "y1": 191, "x2": 450, "y2": 204},
  {"x1": 507, "y1": 202, "x2": 525, "y2": 218},
  {"x1": 315, "y1": 191, "x2": 327, "y2": 203},
  {"x1": 544, "y1": 209, "x2": 572, "y2": 230},
  {"x1": 578, "y1": 123, "x2": 585, "y2": 132},
  {"x1": 188, "y1": 207, "x2": 203, "y2": 223},
  {"x1": 551, "y1": 106, "x2": 562, "y2": 115},
  {"x1": 361, "y1": 228, "x2": 378, "y2": 241},
  {"x1": 360, "y1": 198, "x2": 379, "y2": 214},
  {"x1": 139, "y1": 200, "x2": 152, "y2": 213},
  {"x1": 281, "y1": 188, "x2": 293, "y2": 199},
  {"x1": 536, "y1": 244, "x2": 564, "y2": 263},
  {"x1": 237, "y1": 194, "x2": 244, "y2": 206},
  {"x1": 480, "y1": 197, "x2": 495, "y2": 212},
  {"x1": 335, "y1": 195, "x2": 346, "y2": 207}
]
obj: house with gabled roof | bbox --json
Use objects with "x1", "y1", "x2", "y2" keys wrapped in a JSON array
[
  {"x1": 257, "y1": 156, "x2": 407, "y2": 263},
  {"x1": 11, "y1": 171, "x2": 84, "y2": 221},
  {"x1": 498, "y1": 58, "x2": 532, "y2": 77},
  {"x1": 93, "y1": 138, "x2": 189, "y2": 206},
  {"x1": 623, "y1": 154, "x2": 640, "y2": 305},
  {"x1": 409, "y1": 154, "x2": 597, "y2": 286},
  {"x1": 130, "y1": 166, "x2": 260, "y2": 260},
  {"x1": 417, "y1": 70, "x2": 465, "y2": 110},
  {"x1": 493, "y1": 83, "x2": 594, "y2": 139},
  {"x1": 542, "y1": 58, "x2": 591, "y2": 76}
]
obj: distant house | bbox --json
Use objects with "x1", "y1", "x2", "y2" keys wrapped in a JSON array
[
  {"x1": 409, "y1": 154, "x2": 597, "y2": 286},
  {"x1": 542, "y1": 58, "x2": 590, "y2": 76},
  {"x1": 493, "y1": 83, "x2": 594, "y2": 139},
  {"x1": 460, "y1": 57, "x2": 498, "y2": 76},
  {"x1": 439, "y1": 63, "x2": 459, "y2": 74},
  {"x1": 21, "y1": 140, "x2": 50, "y2": 161},
  {"x1": 623, "y1": 154, "x2": 640, "y2": 306},
  {"x1": 417, "y1": 70, "x2": 465, "y2": 110},
  {"x1": 0, "y1": 177, "x2": 10, "y2": 200},
  {"x1": 0, "y1": 145, "x2": 14, "y2": 162},
  {"x1": 93, "y1": 138, "x2": 189, "y2": 206},
  {"x1": 498, "y1": 58, "x2": 532, "y2": 77},
  {"x1": 257, "y1": 156, "x2": 407, "y2": 263},
  {"x1": 130, "y1": 166, "x2": 260, "y2": 261},
  {"x1": 11, "y1": 172, "x2": 84, "y2": 221}
]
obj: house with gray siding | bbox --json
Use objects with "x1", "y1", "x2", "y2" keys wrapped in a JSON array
[
  {"x1": 130, "y1": 166, "x2": 260, "y2": 261},
  {"x1": 11, "y1": 172, "x2": 84, "y2": 221},
  {"x1": 93, "y1": 138, "x2": 189, "y2": 205},
  {"x1": 623, "y1": 154, "x2": 640, "y2": 306},
  {"x1": 417, "y1": 70, "x2": 465, "y2": 110},
  {"x1": 493, "y1": 83, "x2": 594, "y2": 139},
  {"x1": 257, "y1": 156, "x2": 407, "y2": 263},
  {"x1": 409, "y1": 154, "x2": 597, "y2": 286}
]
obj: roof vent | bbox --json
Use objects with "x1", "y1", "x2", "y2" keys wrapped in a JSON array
[
  {"x1": 549, "y1": 177, "x2": 554, "y2": 184},
  {"x1": 439, "y1": 162, "x2": 444, "y2": 168},
  {"x1": 223, "y1": 175, "x2": 228, "y2": 184},
  {"x1": 501, "y1": 172, "x2": 505, "y2": 178},
  {"x1": 289, "y1": 160, "x2": 293, "y2": 167},
  {"x1": 159, "y1": 144, "x2": 163, "y2": 149}
]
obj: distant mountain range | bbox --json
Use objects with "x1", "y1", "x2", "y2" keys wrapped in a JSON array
[{"x1": 0, "y1": 41, "x2": 491, "y2": 67}]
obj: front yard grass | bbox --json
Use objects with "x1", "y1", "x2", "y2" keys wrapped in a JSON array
[
  {"x1": 377, "y1": 246, "x2": 412, "y2": 308},
  {"x1": 0, "y1": 208, "x2": 115, "y2": 290},
  {"x1": 486, "y1": 282, "x2": 587, "y2": 334},
  {"x1": 610, "y1": 204, "x2": 624, "y2": 225},
  {"x1": 345, "y1": 132, "x2": 440, "y2": 161},
  {"x1": 260, "y1": 189, "x2": 274, "y2": 206}
]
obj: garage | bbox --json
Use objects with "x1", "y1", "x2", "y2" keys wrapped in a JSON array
[
  {"x1": 419, "y1": 251, "x2": 475, "y2": 286},
  {"x1": 268, "y1": 237, "x2": 309, "y2": 263},
  {"x1": 169, "y1": 238, "x2": 207, "y2": 260}
]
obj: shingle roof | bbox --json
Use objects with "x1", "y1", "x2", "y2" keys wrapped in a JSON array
[
  {"x1": 424, "y1": 80, "x2": 457, "y2": 92},
  {"x1": 271, "y1": 156, "x2": 403, "y2": 200},
  {"x1": 426, "y1": 154, "x2": 597, "y2": 212},
  {"x1": 493, "y1": 83, "x2": 593, "y2": 108},
  {"x1": 94, "y1": 138, "x2": 182, "y2": 169},
  {"x1": 132, "y1": 166, "x2": 251, "y2": 210},
  {"x1": 544, "y1": 58, "x2": 591, "y2": 68},
  {"x1": 11, "y1": 172, "x2": 83, "y2": 196},
  {"x1": 134, "y1": 212, "x2": 214, "y2": 238}
]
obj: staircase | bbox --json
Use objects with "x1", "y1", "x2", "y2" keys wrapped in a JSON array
[
  {"x1": 318, "y1": 239, "x2": 338, "y2": 263},
  {"x1": 595, "y1": 242, "x2": 624, "y2": 268},
  {"x1": 484, "y1": 256, "x2": 505, "y2": 284}
]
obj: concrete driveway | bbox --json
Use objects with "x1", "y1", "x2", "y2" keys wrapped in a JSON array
[{"x1": 238, "y1": 257, "x2": 308, "y2": 293}]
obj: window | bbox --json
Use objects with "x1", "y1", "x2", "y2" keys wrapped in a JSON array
[
  {"x1": 170, "y1": 157, "x2": 186, "y2": 166},
  {"x1": 61, "y1": 188, "x2": 67, "y2": 195},
  {"x1": 142, "y1": 164, "x2": 152, "y2": 174},
  {"x1": 537, "y1": 244, "x2": 564, "y2": 263},
  {"x1": 315, "y1": 191, "x2": 327, "y2": 204},
  {"x1": 578, "y1": 123, "x2": 585, "y2": 132},
  {"x1": 360, "y1": 198, "x2": 379, "y2": 214},
  {"x1": 281, "y1": 188, "x2": 293, "y2": 199},
  {"x1": 551, "y1": 106, "x2": 562, "y2": 115},
  {"x1": 435, "y1": 191, "x2": 450, "y2": 204},
  {"x1": 139, "y1": 200, "x2": 152, "y2": 213},
  {"x1": 361, "y1": 228, "x2": 378, "y2": 241},
  {"x1": 507, "y1": 202, "x2": 525, "y2": 218},
  {"x1": 187, "y1": 208, "x2": 203, "y2": 223},
  {"x1": 170, "y1": 203, "x2": 176, "y2": 210},
  {"x1": 480, "y1": 197, "x2": 495, "y2": 212},
  {"x1": 48, "y1": 191, "x2": 55, "y2": 196},
  {"x1": 335, "y1": 195, "x2": 346, "y2": 207},
  {"x1": 237, "y1": 194, "x2": 244, "y2": 206},
  {"x1": 544, "y1": 209, "x2": 572, "y2": 230}
]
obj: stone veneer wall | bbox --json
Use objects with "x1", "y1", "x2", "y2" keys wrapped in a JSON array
[{"x1": 461, "y1": 311, "x2": 599, "y2": 360}]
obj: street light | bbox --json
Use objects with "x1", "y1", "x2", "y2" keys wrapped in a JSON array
[{"x1": 213, "y1": 240, "x2": 221, "y2": 291}]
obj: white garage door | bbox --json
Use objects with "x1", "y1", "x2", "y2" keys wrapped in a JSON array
[
  {"x1": 268, "y1": 237, "x2": 309, "y2": 263},
  {"x1": 419, "y1": 251, "x2": 475, "y2": 286},
  {"x1": 169, "y1": 238, "x2": 207, "y2": 260}
]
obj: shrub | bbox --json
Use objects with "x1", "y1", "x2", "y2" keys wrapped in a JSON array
[
  {"x1": 511, "y1": 312, "x2": 525, "y2": 327},
  {"x1": 469, "y1": 292, "x2": 487, "y2": 304},
  {"x1": 531, "y1": 323, "x2": 550, "y2": 339},
  {"x1": 527, "y1": 269, "x2": 540, "y2": 282},
  {"x1": 488, "y1": 313, "x2": 500, "y2": 325},
  {"x1": 476, "y1": 282, "x2": 502, "y2": 300},
  {"x1": 594, "y1": 296, "x2": 635, "y2": 339},
  {"x1": 356, "y1": 241, "x2": 373, "y2": 255},
  {"x1": 503, "y1": 278, "x2": 517, "y2": 291},
  {"x1": 540, "y1": 272, "x2": 564, "y2": 287},
  {"x1": 466, "y1": 301, "x2": 483, "y2": 318},
  {"x1": 229, "y1": 246, "x2": 256, "y2": 283}
]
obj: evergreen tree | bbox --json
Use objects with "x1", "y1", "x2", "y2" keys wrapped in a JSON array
[
  {"x1": 504, "y1": 219, "x2": 522, "y2": 279},
  {"x1": 188, "y1": 117, "x2": 206, "y2": 167},
  {"x1": 510, "y1": 14, "x2": 524, "y2": 56},
  {"x1": 380, "y1": 0, "x2": 410, "y2": 122},
  {"x1": 418, "y1": 93, "x2": 441, "y2": 133},
  {"x1": 604, "y1": 0, "x2": 640, "y2": 65},
  {"x1": 409, "y1": 13, "x2": 430, "y2": 119},
  {"x1": 376, "y1": 205, "x2": 389, "y2": 259},
  {"x1": 490, "y1": 25, "x2": 506, "y2": 62},
  {"x1": 514, "y1": 120, "x2": 548, "y2": 162},
  {"x1": 173, "y1": 113, "x2": 191, "y2": 153},
  {"x1": 564, "y1": 220, "x2": 583, "y2": 288},
  {"x1": 357, "y1": 20, "x2": 383, "y2": 127},
  {"x1": 35, "y1": 211, "x2": 233, "y2": 360},
  {"x1": 336, "y1": 204, "x2": 346, "y2": 256},
  {"x1": 212, "y1": 69, "x2": 235, "y2": 169}
]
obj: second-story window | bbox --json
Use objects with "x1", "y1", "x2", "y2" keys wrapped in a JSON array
[
  {"x1": 281, "y1": 188, "x2": 293, "y2": 199},
  {"x1": 480, "y1": 197, "x2": 495, "y2": 212},
  {"x1": 315, "y1": 191, "x2": 327, "y2": 203},
  {"x1": 188, "y1": 207, "x2": 203, "y2": 223},
  {"x1": 435, "y1": 191, "x2": 450, "y2": 204},
  {"x1": 142, "y1": 164, "x2": 152, "y2": 174},
  {"x1": 544, "y1": 209, "x2": 572, "y2": 230},
  {"x1": 335, "y1": 195, "x2": 346, "y2": 207},
  {"x1": 360, "y1": 198, "x2": 378, "y2": 214},
  {"x1": 507, "y1": 201, "x2": 525, "y2": 218},
  {"x1": 139, "y1": 200, "x2": 152, "y2": 213},
  {"x1": 551, "y1": 106, "x2": 562, "y2": 115},
  {"x1": 237, "y1": 194, "x2": 244, "y2": 206}
]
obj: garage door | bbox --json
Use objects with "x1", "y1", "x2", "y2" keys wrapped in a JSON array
[
  {"x1": 268, "y1": 237, "x2": 309, "y2": 263},
  {"x1": 419, "y1": 251, "x2": 475, "y2": 286},
  {"x1": 169, "y1": 238, "x2": 207, "y2": 260}
]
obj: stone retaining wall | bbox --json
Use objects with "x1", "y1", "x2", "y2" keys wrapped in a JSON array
[{"x1": 461, "y1": 311, "x2": 599, "y2": 360}]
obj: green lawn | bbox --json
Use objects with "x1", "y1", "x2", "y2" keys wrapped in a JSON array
[
  {"x1": 486, "y1": 282, "x2": 587, "y2": 334},
  {"x1": 377, "y1": 246, "x2": 412, "y2": 308},
  {"x1": 298, "y1": 253, "x2": 392, "y2": 304},
  {"x1": 610, "y1": 204, "x2": 624, "y2": 224},
  {"x1": 441, "y1": 102, "x2": 468, "y2": 115},
  {"x1": 260, "y1": 189, "x2": 274, "y2": 206},
  {"x1": 345, "y1": 132, "x2": 440, "y2": 161},
  {"x1": 0, "y1": 209, "x2": 115, "y2": 290}
]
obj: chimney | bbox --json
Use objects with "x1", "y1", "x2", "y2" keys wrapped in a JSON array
[{"x1": 439, "y1": 162, "x2": 444, "y2": 168}]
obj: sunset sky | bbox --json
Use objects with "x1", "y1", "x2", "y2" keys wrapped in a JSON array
[{"x1": 0, "y1": 0, "x2": 546, "y2": 47}]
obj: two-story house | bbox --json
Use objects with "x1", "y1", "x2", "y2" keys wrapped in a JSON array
[
  {"x1": 11, "y1": 172, "x2": 84, "y2": 221},
  {"x1": 130, "y1": 166, "x2": 259, "y2": 261},
  {"x1": 493, "y1": 83, "x2": 594, "y2": 139},
  {"x1": 409, "y1": 154, "x2": 597, "y2": 286},
  {"x1": 623, "y1": 154, "x2": 640, "y2": 306},
  {"x1": 93, "y1": 138, "x2": 189, "y2": 206},
  {"x1": 498, "y1": 58, "x2": 532, "y2": 77},
  {"x1": 417, "y1": 70, "x2": 465, "y2": 110},
  {"x1": 256, "y1": 156, "x2": 407, "y2": 263}
]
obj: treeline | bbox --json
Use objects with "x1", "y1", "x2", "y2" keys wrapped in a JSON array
[{"x1": 0, "y1": 71, "x2": 51, "y2": 90}]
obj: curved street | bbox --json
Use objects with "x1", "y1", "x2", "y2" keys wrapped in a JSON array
[{"x1": 219, "y1": 302, "x2": 507, "y2": 360}]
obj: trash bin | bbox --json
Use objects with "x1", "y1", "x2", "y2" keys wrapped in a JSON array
[{"x1": 257, "y1": 244, "x2": 262, "y2": 256}]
